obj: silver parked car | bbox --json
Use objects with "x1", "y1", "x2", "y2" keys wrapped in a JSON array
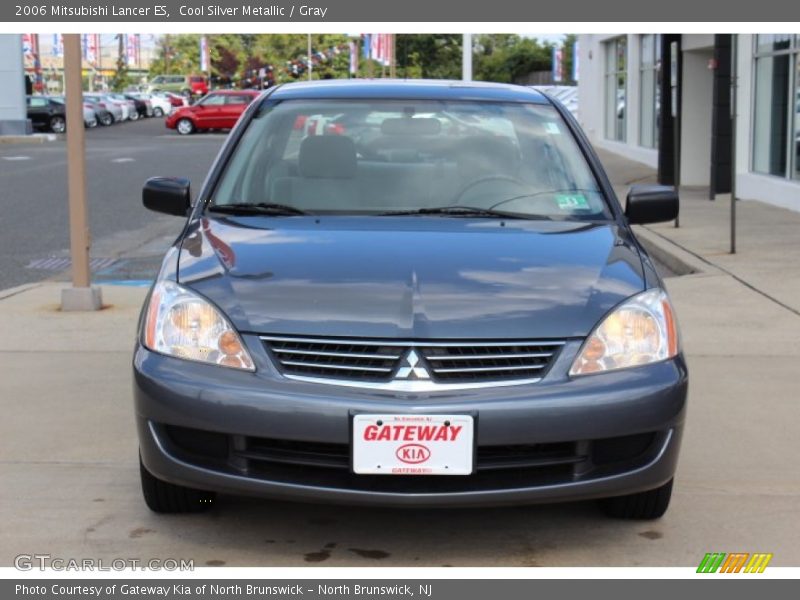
[{"x1": 84, "y1": 94, "x2": 123, "y2": 123}]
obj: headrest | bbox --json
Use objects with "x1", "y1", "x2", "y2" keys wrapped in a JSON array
[
  {"x1": 299, "y1": 135, "x2": 357, "y2": 179},
  {"x1": 380, "y1": 117, "x2": 441, "y2": 136}
]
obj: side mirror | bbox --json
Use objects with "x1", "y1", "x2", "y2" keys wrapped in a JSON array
[
  {"x1": 142, "y1": 177, "x2": 191, "y2": 217},
  {"x1": 625, "y1": 184, "x2": 679, "y2": 224}
]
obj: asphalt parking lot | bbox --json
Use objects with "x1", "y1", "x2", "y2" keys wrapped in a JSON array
[{"x1": 0, "y1": 118, "x2": 225, "y2": 290}]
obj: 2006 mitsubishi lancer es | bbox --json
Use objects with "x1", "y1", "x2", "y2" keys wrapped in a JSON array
[{"x1": 134, "y1": 80, "x2": 687, "y2": 519}]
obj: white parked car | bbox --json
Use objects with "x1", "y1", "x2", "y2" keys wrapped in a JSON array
[{"x1": 136, "y1": 93, "x2": 172, "y2": 117}]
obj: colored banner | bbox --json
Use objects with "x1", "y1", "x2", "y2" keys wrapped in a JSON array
[
  {"x1": 349, "y1": 39, "x2": 358, "y2": 74},
  {"x1": 200, "y1": 35, "x2": 209, "y2": 72},
  {"x1": 552, "y1": 46, "x2": 563, "y2": 83},
  {"x1": 52, "y1": 33, "x2": 63, "y2": 57},
  {"x1": 572, "y1": 40, "x2": 579, "y2": 81}
]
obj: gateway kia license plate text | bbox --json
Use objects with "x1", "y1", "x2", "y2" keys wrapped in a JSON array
[{"x1": 352, "y1": 414, "x2": 475, "y2": 475}]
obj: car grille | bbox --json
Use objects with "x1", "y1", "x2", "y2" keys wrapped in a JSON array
[
  {"x1": 260, "y1": 335, "x2": 565, "y2": 386},
  {"x1": 160, "y1": 424, "x2": 661, "y2": 494}
]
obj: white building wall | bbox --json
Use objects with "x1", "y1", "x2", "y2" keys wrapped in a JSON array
[
  {"x1": 0, "y1": 34, "x2": 28, "y2": 135},
  {"x1": 735, "y1": 34, "x2": 800, "y2": 211},
  {"x1": 576, "y1": 34, "x2": 658, "y2": 168},
  {"x1": 680, "y1": 46, "x2": 714, "y2": 185},
  {"x1": 577, "y1": 33, "x2": 800, "y2": 212}
]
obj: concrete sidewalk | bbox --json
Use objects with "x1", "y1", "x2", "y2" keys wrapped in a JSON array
[{"x1": 1, "y1": 151, "x2": 799, "y2": 567}]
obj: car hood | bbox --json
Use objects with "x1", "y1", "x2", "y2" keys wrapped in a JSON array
[{"x1": 177, "y1": 216, "x2": 645, "y2": 339}]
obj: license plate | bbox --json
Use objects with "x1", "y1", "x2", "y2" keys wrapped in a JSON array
[{"x1": 352, "y1": 414, "x2": 474, "y2": 475}]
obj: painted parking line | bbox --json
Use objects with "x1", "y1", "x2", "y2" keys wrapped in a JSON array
[
  {"x1": 111, "y1": 157, "x2": 135, "y2": 163},
  {"x1": 26, "y1": 257, "x2": 118, "y2": 271},
  {"x1": 2, "y1": 156, "x2": 32, "y2": 161}
]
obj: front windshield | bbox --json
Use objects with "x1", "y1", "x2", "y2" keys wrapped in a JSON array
[{"x1": 211, "y1": 98, "x2": 610, "y2": 220}]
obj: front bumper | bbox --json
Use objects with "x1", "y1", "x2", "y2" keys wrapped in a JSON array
[{"x1": 134, "y1": 336, "x2": 688, "y2": 507}]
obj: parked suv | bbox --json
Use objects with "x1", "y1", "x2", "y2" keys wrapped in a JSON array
[
  {"x1": 146, "y1": 74, "x2": 208, "y2": 97},
  {"x1": 136, "y1": 80, "x2": 687, "y2": 520}
]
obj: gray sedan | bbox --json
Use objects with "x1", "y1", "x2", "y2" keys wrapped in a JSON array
[{"x1": 134, "y1": 80, "x2": 687, "y2": 520}]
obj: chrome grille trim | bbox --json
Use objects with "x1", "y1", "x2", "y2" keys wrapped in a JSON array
[
  {"x1": 281, "y1": 360, "x2": 393, "y2": 373},
  {"x1": 261, "y1": 335, "x2": 565, "y2": 390},
  {"x1": 261, "y1": 335, "x2": 565, "y2": 348},
  {"x1": 425, "y1": 352, "x2": 554, "y2": 360},
  {"x1": 434, "y1": 364, "x2": 547, "y2": 374},
  {"x1": 278, "y1": 348, "x2": 403, "y2": 360},
  {"x1": 282, "y1": 374, "x2": 545, "y2": 392}
]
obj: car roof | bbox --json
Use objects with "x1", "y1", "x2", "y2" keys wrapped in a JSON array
[
  {"x1": 208, "y1": 89, "x2": 261, "y2": 96},
  {"x1": 267, "y1": 79, "x2": 550, "y2": 104}
]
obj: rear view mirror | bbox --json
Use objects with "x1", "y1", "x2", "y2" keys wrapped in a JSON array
[
  {"x1": 143, "y1": 177, "x2": 191, "y2": 217},
  {"x1": 625, "y1": 184, "x2": 679, "y2": 224}
]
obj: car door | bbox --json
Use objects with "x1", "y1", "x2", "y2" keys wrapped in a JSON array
[
  {"x1": 221, "y1": 94, "x2": 252, "y2": 128},
  {"x1": 193, "y1": 93, "x2": 226, "y2": 129},
  {"x1": 26, "y1": 97, "x2": 50, "y2": 129}
]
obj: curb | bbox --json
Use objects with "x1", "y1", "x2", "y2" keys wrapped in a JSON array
[
  {"x1": 0, "y1": 134, "x2": 58, "y2": 144},
  {"x1": 633, "y1": 226, "x2": 719, "y2": 277},
  {"x1": 0, "y1": 282, "x2": 44, "y2": 300}
]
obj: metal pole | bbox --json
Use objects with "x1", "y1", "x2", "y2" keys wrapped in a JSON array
[
  {"x1": 389, "y1": 34, "x2": 396, "y2": 78},
  {"x1": 61, "y1": 34, "x2": 101, "y2": 311},
  {"x1": 307, "y1": 34, "x2": 313, "y2": 81},
  {"x1": 730, "y1": 34, "x2": 737, "y2": 254},
  {"x1": 462, "y1": 33, "x2": 473, "y2": 82}
]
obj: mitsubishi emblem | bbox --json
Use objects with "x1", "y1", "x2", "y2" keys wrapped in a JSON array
[{"x1": 395, "y1": 349, "x2": 430, "y2": 380}]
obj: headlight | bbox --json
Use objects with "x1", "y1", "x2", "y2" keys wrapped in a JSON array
[
  {"x1": 143, "y1": 280, "x2": 254, "y2": 371},
  {"x1": 570, "y1": 288, "x2": 679, "y2": 376}
]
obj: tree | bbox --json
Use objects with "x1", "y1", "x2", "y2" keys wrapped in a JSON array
[
  {"x1": 561, "y1": 34, "x2": 578, "y2": 85},
  {"x1": 110, "y1": 34, "x2": 130, "y2": 91},
  {"x1": 395, "y1": 35, "x2": 461, "y2": 80},
  {"x1": 473, "y1": 35, "x2": 553, "y2": 84}
]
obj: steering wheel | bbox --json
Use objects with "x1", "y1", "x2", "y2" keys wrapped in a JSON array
[{"x1": 452, "y1": 175, "x2": 528, "y2": 205}]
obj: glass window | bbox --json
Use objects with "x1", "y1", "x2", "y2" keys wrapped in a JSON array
[
  {"x1": 639, "y1": 34, "x2": 661, "y2": 149},
  {"x1": 199, "y1": 94, "x2": 226, "y2": 106},
  {"x1": 212, "y1": 99, "x2": 611, "y2": 221},
  {"x1": 753, "y1": 35, "x2": 797, "y2": 178},
  {"x1": 604, "y1": 37, "x2": 627, "y2": 142},
  {"x1": 756, "y1": 34, "x2": 792, "y2": 54}
]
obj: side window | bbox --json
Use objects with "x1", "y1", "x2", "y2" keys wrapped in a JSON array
[
  {"x1": 201, "y1": 94, "x2": 226, "y2": 106},
  {"x1": 225, "y1": 95, "x2": 249, "y2": 105},
  {"x1": 30, "y1": 98, "x2": 47, "y2": 107}
]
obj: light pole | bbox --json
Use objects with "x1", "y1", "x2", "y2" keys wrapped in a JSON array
[
  {"x1": 462, "y1": 33, "x2": 472, "y2": 82},
  {"x1": 61, "y1": 34, "x2": 101, "y2": 311}
]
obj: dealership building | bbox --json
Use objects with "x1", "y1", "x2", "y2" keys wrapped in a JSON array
[{"x1": 577, "y1": 34, "x2": 800, "y2": 212}]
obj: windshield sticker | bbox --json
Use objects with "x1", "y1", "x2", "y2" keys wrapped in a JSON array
[
  {"x1": 545, "y1": 122, "x2": 561, "y2": 135},
  {"x1": 556, "y1": 193, "x2": 591, "y2": 211}
]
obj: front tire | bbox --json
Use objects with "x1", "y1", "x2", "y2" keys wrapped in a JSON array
[
  {"x1": 99, "y1": 113, "x2": 113, "y2": 126},
  {"x1": 49, "y1": 115, "x2": 66, "y2": 134},
  {"x1": 176, "y1": 118, "x2": 195, "y2": 135},
  {"x1": 153, "y1": 107, "x2": 164, "y2": 117},
  {"x1": 130, "y1": 110, "x2": 140, "y2": 121},
  {"x1": 599, "y1": 478, "x2": 673, "y2": 520},
  {"x1": 139, "y1": 455, "x2": 216, "y2": 513}
]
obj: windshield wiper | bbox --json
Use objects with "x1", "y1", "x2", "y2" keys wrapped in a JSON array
[
  {"x1": 207, "y1": 202, "x2": 310, "y2": 216},
  {"x1": 378, "y1": 206, "x2": 552, "y2": 220}
]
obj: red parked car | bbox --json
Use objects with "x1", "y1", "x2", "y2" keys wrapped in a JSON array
[{"x1": 165, "y1": 90, "x2": 260, "y2": 135}]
